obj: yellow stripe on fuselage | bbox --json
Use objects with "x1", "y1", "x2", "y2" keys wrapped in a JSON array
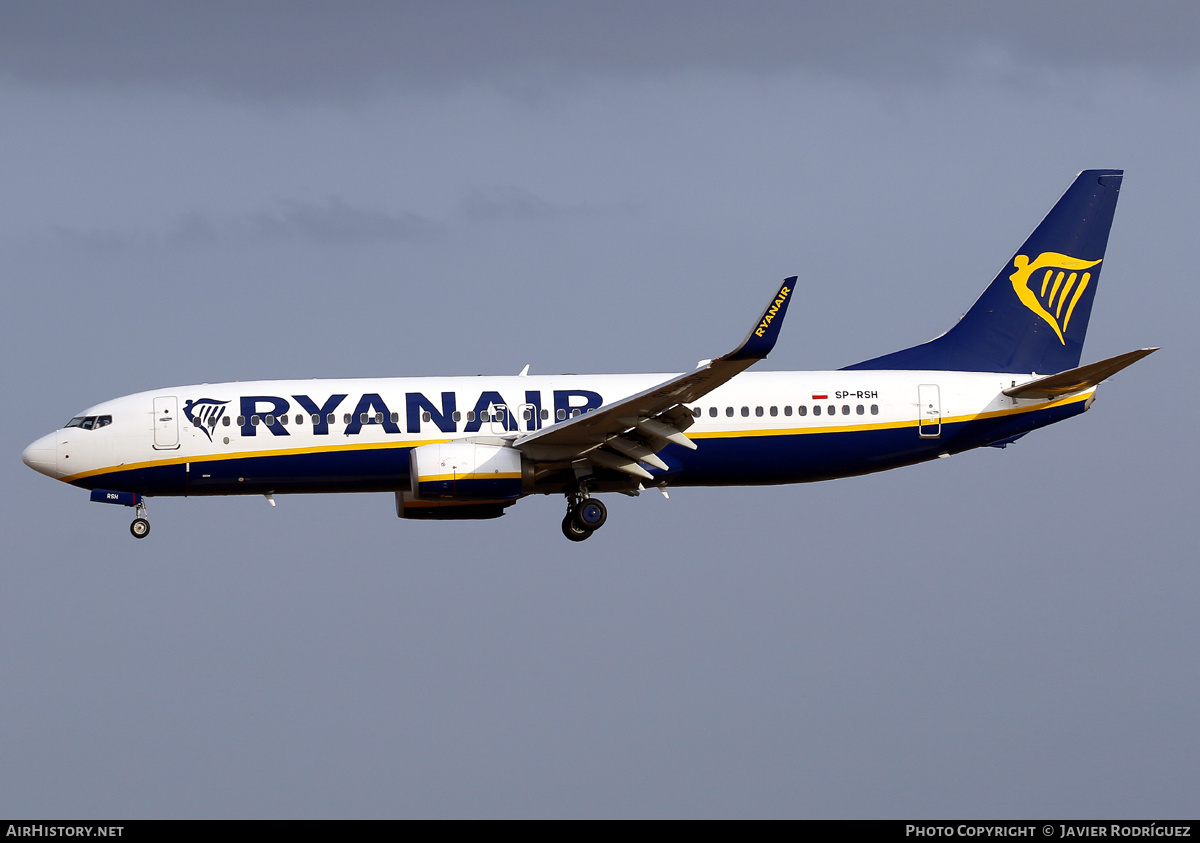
[
  {"x1": 61, "y1": 436, "x2": 455, "y2": 483},
  {"x1": 419, "y1": 472, "x2": 522, "y2": 483},
  {"x1": 64, "y1": 390, "x2": 1093, "y2": 483}
]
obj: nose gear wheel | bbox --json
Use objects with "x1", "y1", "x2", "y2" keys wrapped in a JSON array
[{"x1": 130, "y1": 500, "x2": 150, "y2": 539}]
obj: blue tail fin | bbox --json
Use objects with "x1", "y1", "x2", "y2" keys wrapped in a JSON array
[{"x1": 845, "y1": 169, "x2": 1123, "y2": 374}]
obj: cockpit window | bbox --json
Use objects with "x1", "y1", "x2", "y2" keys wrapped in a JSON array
[{"x1": 64, "y1": 415, "x2": 112, "y2": 430}]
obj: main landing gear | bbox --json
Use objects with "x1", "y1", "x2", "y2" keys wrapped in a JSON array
[
  {"x1": 561, "y1": 493, "x2": 607, "y2": 542},
  {"x1": 130, "y1": 500, "x2": 150, "y2": 539}
]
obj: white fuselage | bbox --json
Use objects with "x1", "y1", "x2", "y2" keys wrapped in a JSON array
[{"x1": 22, "y1": 369, "x2": 1093, "y2": 496}]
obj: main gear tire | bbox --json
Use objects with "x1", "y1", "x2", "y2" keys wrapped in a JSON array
[
  {"x1": 561, "y1": 511, "x2": 592, "y2": 542},
  {"x1": 572, "y1": 498, "x2": 607, "y2": 532}
]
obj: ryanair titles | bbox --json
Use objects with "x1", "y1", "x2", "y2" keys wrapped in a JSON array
[
  {"x1": 200, "y1": 389, "x2": 606, "y2": 438},
  {"x1": 754, "y1": 285, "x2": 791, "y2": 338}
]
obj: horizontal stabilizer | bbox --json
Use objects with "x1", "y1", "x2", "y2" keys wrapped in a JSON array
[{"x1": 1003, "y1": 348, "x2": 1158, "y2": 399}]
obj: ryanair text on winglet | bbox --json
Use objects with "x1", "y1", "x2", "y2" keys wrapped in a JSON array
[{"x1": 754, "y1": 285, "x2": 791, "y2": 338}]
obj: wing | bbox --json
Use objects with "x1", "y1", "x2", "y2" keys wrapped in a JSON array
[{"x1": 514, "y1": 277, "x2": 796, "y2": 480}]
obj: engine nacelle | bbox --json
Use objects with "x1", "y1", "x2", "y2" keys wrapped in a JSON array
[{"x1": 409, "y1": 441, "x2": 525, "y2": 501}]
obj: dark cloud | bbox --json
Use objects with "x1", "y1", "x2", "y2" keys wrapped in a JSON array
[
  {"x1": 241, "y1": 198, "x2": 442, "y2": 245},
  {"x1": 30, "y1": 190, "x2": 630, "y2": 253},
  {"x1": 460, "y1": 186, "x2": 630, "y2": 222},
  {"x1": 41, "y1": 224, "x2": 152, "y2": 253},
  {"x1": 34, "y1": 199, "x2": 443, "y2": 251},
  {"x1": 3, "y1": 1, "x2": 1199, "y2": 101}
]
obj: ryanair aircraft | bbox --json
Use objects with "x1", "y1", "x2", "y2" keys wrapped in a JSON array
[{"x1": 22, "y1": 170, "x2": 1155, "y2": 541}]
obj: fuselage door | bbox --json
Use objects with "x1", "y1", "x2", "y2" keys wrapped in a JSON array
[
  {"x1": 517, "y1": 402, "x2": 540, "y2": 432},
  {"x1": 153, "y1": 396, "x2": 180, "y2": 449},
  {"x1": 917, "y1": 384, "x2": 941, "y2": 438}
]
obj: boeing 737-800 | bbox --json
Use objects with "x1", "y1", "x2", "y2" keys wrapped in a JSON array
[{"x1": 22, "y1": 170, "x2": 1154, "y2": 541}]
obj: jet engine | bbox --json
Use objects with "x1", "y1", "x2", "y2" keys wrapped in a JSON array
[{"x1": 408, "y1": 441, "x2": 528, "y2": 501}]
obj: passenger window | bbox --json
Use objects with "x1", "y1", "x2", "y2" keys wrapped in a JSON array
[
  {"x1": 842, "y1": 405, "x2": 849, "y2": 415},
  {"x1": 223, "y1": 417, "x2": 231, "y2": 426},
  {"x1": 541, "y1": 409, "x2": 549, "y2": 420},
  {"x1": 279, "y1": 414, "x2": 288, "y2": 425},
  {"x1": 570, "y1": 409, "x2": 581, "y2": 417},
  {"x1": 813, "y1": 405, "x2": 821, "y2": 416},
  {"x1": 523, "y1": 409, "x2": 532, "y2": 421},
  {"x1": 827, "y1": 405, "x2": 836, "y2": 415},
  {"x1": 709, "y1": 407, "x2": 717, "y2": 417},
  {"x1": 237, "y1": 415, "x2": 246, "y2": 426},
  {"x1": 798, "y1": 405, "x2": 806, "y2": 416},
  {"x1": 343, "y1": 413, "x2": 351, "y2": 424},
  {"x1": 692, "y1": 407, "x2": 701, "y2": 417},
  {"x1": 265, "y1": 414, "x2": 275, "y2": 426},
  {"x1": 871, "y1": 404, "x2": 879, "y2": 415},
  {"x1": 784, "y1": 405, "x2": 792, "y2": 416},
  {"x1": 295, "y1": 414, "x2": 303, "y2": 425},
  {"x1": 391, "y1": 412, "x2": 399, "y2": 424},
  {"x1": 770, "y1": 406, "x2": 778, "y2": 417},
  {"x1": 726, "y1": 407, "x2": 734, "y2": 417},
  {"x1": 755, "y1": 406, "x2": 763, "y2": 417},
  {"x1": 422, "y1": 412, "x2": 431, "y2": 422},
  {"x1": 467, "y1": 411, "x2": 476, "y2": 422},
  {"x1": 327, "y1": 414, "x2": 335, "y2": 425},
  {"x1": 251, "y1": 415, "x2": 260, "y2": 426},
  {"x1": 480, "y1": 411, "x2": 490, "y2": 422},
  {"x1": 741, "y1": 407, "x2": 749, "y2": 417},
  {"x1": 453, "y1": 411, "x2": 462, "y2": 422},
  {"x1": 311, "y1": 414, "x2": 320, "y2": 425},
  {"x1": 557, "y1": 409, "x2": 566, "y2": 420},
  {"x1": 856, "y1": 405, "x2": 864, "y2": 415}
]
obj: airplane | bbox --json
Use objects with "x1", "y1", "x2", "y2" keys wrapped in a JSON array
[{"x1": 22, "y1": 169, "x2": 1155, "y2": 542}]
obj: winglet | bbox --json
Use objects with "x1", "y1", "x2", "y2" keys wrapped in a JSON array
[{"x1": 724, "y1": 277, "x2": 797, "y2": 361}]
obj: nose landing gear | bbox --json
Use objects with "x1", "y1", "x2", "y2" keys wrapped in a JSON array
[
  {"x1": 89, "y1": 489, "x2": 152, "y2": 539},
  {"x1": 561, "y1": 493, "x2": 607, "y2": 542},
  {"x1": 130, "y1": 500, "x2": 150, "y2": 539}
]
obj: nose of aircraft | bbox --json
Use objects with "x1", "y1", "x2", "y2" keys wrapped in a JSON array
[{"x1": 22, "y1": 433, "x2": 58, "y2": 478}]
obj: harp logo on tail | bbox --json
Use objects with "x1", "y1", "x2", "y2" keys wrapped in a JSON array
[{"x1": 1009, "y1": 252, "x2": 1102, "y2": 344}]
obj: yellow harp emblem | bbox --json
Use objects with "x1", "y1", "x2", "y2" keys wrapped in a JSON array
[{"x1": 1009, "y1": 252, "x2": 1102, "y2": 344}]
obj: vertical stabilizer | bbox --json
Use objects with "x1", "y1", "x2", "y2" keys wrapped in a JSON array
[{"x1": 845, "y1": 169, "x2": 1123, "y2": 374}]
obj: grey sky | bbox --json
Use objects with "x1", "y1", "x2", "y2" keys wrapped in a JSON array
[
  {"x1": 5, "y1": 2, "x2": 1200, "y2": 98},
  {"x1": 2, "y1": 2, "x2": 1196, "y2": 818}
]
